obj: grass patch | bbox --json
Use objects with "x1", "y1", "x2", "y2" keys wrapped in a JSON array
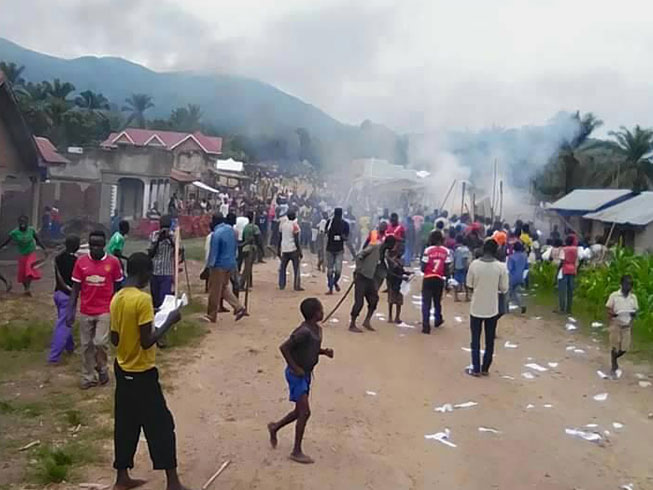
[
  {"x1": 0, "y1": 399, "x2": 15, "y2": 413},
  {"x1": 163, "y1": 319, "x2": 209, "y2": 348},
  {"x1": 0, "y1": 320, "x2": 52, "y2": 351},
  {"x1": 33, "y1": 441, "x2": 98, "y2": 484},
  {"x1": 183, "y1": 299, "x2": 206, "y2": 315},
  {"x1": 183, "y1": 238, "x2": 208, "y2": 262},
  {"x1": 64, "y1": 409, "x2": 84, "y2": 426}
]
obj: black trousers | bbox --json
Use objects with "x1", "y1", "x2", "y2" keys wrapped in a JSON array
[
  {"x1": 470, "y1": 315, "x2": 498, "y2": 373},
  {"x1": 114, "y1": 361, "x2": 177, "y2": 470},
  {"x1": 421, "y1": 277, "x2": 444, "y2": 332},
  {"x1": 350, "y1": 273, "x2": 378, "y2": 319},
  {"x1": 279, "y1": 250, "x2": 301, "y2": 290}
]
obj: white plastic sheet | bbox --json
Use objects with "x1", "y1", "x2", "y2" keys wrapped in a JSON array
[
  {"x1": 154, "y1": 293, "x2": 188, "y2": 329},
  {"x1": 424, "y1": 429, "x2": 456, "y2": 448}
]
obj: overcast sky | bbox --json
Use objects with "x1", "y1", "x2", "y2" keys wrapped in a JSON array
[{"x1": 2, "y1": 0, "x2": 653, "y2": 135}]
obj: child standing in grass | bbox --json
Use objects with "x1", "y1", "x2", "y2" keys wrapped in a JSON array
[
  {"x1": 268, "y1": 298, "x2": 334, "y2": 464},
  {"x1": 110, "y1": 252, "x2": 188, "y2": 490},
  {"x1": 606, "y1": 274, "x2": 638, "y2": 378}
]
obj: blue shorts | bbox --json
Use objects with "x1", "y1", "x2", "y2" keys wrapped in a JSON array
[
  {"x1": 285, "y1": 366, "x2": 311, "y2": 402},
  {"x1": 454, "y1": 269, "x2": 467, "y2": 286}
]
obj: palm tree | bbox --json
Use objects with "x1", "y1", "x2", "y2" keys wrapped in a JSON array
[
  {"x1": 169, "y1": 103, "x2": 202, "y2": 131},
  {"x1": 0, "y1": 61, "x2": 26, "y2": 85},
  {"x1": 122, "y1": 94, "x2": 154, "y2": 128},
  {"x1": 605, "y1": 125, "x2": 653, "y2": 190},
  {"x1": 44, "y1": 78, "x2": 76, "y2": 100},
  {"x1": 559, "y1": 111, "x2": 603, "y2": 194},
  {"x1": 75, "y1": 90, "x2": 110, "y2": 116}
]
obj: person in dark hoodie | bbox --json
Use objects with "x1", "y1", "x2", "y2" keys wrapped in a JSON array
[{"x1": 325, "y1": 208, "x2": 350, "y2": 295}]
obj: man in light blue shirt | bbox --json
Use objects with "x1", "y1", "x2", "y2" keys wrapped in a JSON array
[{"x1": 205, "y1": 213, "x2": 246, "y2": 323}]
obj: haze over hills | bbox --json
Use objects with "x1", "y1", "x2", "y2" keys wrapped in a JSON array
[{"x1": 0, "y1": 36, "x2": 405, "y2": 166}]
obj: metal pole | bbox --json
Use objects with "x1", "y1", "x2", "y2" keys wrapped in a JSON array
[
  {"x1": 498, "y1": 180, "x2": 504, "y2": 222},
  {"x1": 460, "y1": 181, "x2": 466, "y2": 216}
]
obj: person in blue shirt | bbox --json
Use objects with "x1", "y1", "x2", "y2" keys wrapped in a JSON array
[
  {"x1": 204, "y1": 212, "x2": 247, "y2": 323},
  {"x1": 507, "y1": 241, "x2": 529, "y2": 314}
]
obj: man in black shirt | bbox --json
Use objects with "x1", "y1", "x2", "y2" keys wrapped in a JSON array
[
  {"x1": 325, "y1": 208, "x2": 350, "y2": 295},
  {"x1": 48, "y1": 235, "x2": 80, "y2": 363},
  {"x1": 268, "y1": 298, "x2": 334, "y2": 464}
]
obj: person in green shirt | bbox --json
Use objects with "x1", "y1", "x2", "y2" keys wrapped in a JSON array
[
  {"x1": 0, "y1": 215, "x2": 48, "y2": 295},
  {"x1": 241, "y1": 211, "x2": 262, "y2": 289},
  {"x1": 107, "y1": 220, "x2": 130, "y2": 265}
]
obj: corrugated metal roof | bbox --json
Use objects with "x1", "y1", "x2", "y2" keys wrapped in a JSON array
[
  {"x1": 549, "y1": 189, "x2": 633, "y2": 212},
  {"x1": 584, "y1": 192, "x2": 653, "y2": 226}
]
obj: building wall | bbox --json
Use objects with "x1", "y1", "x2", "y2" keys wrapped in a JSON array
[
  {"x1": 634, "y1": 224, "x2": 653, "y2": 254},
  {"x1": 0, "y1": 115, "x2": 23, "y2": 173}
]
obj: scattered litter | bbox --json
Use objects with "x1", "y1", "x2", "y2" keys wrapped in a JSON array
[
  {"x1": 342, "y1": 277, "x2": 350, "y2": 282},
  {"x1": 461, "y1": 347, "x2": 472, "y2": 353},
  {"x1": 412, "y1": 301, "x2": 422, "y2": 306},
  {"x1": 478, "y1": 427, "x2": 500, "y2": 434},
  {"x1": 566, "y1": 346, "x2": 576, "y2": 351},
  {"x1": 597, "y1": 370, "x2": 610, "y2": 380},
  {"x1": 397, "y1": 322, "x2": 415, "y2": 329},
  {"x1": 615, "y1": 369, "x2": 623, "y2": 379},
  {"x1": 434, "y1": 404, "x2": 454, "y2": 413},
  {"x1": 348, "y1": 265, "x2": 356, "y2": 269},
  {"x1": 591, "y1": 321, "x2": 604, "y2": 328},
  {"x1": 568, "y1": 317, "x2": 577, "y2": 323},
  {"x1": 424, "y1": 429, "x2": 456, "y2": 448},
  {"x1": 454, "y1": 316, "x2": 463, "y2": 323},
  {"x1": 521, "y1": 372, "x2": 536, "y2": 380},
  {"x1": 620, "y1": 483, "x2": 634, "y2": 490},
  {"x1": 526, "y1": 357, "x2": 534, "y2": 361},
  {"x1": 301, "y1": 263, "x2": 308, "y2": 268},
  {"x1": 634, "y1": 373, "x2": 647, "y2": 380},
  {"x1": 412, "y1": 295, "x2": 421, "y2": 300},
  {"x1": 526, "y1": 404, "x2": 535, "y2": 409},
  {"x1": 533, "y1": 316, "x2": 543, "y2": 320},
  {"x1": 524, "y1": 363, "x2": 548, "y2": 372},
  {"x1": 501, "y1": 375, "x2": 515, "y2": 380},
  {"x1": 638, "y1": 381, "x2": 652, "y2": 388},
  {"x1": 585, "y1": 423, "x2": 598, "y2": 428},
  {"x1": 612, "y1": 422, "x2": 624, "y2": 429},
  {"x1": 365, "y1": 391, "x2": 377, "y2": 396},
  {"x1": 593, "y1": 393, "x2": 608, "y2": 401},
  {"x1": 329, "y1": 318, "x2": 339, "y2": 324},
  {"x1": 378, "y1": 316, "x2": 387, "y2": 322},
  {"x1": 504, "y1": 341, "x2": 518, "y2": 349},
  {"x1": 547, "y1": 362, "x2": 559, "y2": 368},
  {"x1": 300, "y1": 273, "x2": 311, "y2": 278},
  {"x1": 454, "y1": 401, "x2": 478, "y2": 409},
  {"x1": 508, "y1": 304, "x2": 519, "y2": 311},
  {"x1": 543, "y1": 404, "x2": 553, "y2": 408},
  {"x1": 565, "y1": 323, "x2": 578, "y2": 331},
  {"x1": 18, "y1": 440, "x2": 40, "y2": 451},
  {"x1": 565, "y1": 428, "x2": 602, "y2": 443},
  {"x1": 573, "y1": 349, "x2": 586, "y2": 354},
  {"x1": 374, "y1": 313, "x2": 383, "y2": 318}
]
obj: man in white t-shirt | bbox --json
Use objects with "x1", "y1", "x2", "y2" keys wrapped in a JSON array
[
  {"x1": 277, "y1": 210, "x2": 303, "y2": 291},
  {"x1": 606, "y1": 274, "x2": 638, "y2": 378},
  {"x1": 465, "y1": 238, "x2": 509, "y2": 377}
]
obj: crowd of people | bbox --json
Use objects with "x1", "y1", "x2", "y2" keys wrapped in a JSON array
[{"x1": 0, "y1": 178, "x2": 640, "y2": 481}]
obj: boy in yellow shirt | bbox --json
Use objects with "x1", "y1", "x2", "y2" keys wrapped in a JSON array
[{"x1": 110, "y1": 252, "x2": 188, "y2": 490}]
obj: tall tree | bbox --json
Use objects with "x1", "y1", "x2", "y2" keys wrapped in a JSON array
[
  {"x1": 122, "y1": 94, "x2": 154, "y2": 129},
  {"x1": 75, "y1": 90, "x2": 110, "y2": 116},
  {"x1": 168, "y1": 104, "x2": 202, "y2": 132},
  {"x1": 0, "y1": 61, "x2": 25, "y2": 85},
  {"x1": 44, "y1": 78, "x2": 76, "y2": 100},
  {"x1": 559, "y1": 111, "x2": 603, "y2": 194},
  {"x1": 604, "y1": 125, "x2": 653, "y2": 190}
]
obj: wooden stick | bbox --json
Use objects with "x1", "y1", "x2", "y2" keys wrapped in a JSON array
[
  {"x1": 174, "y1": 227, "x2": 180, "y2": 301},
  {"x1": 202, "y1": 460, "x2": 231, "y2": 490},
  {"x1": 440, "y1": 180, "x2": 457, "y2": 212},
  {"x1": 460, "y1": 181, "x2": 466, "y2": 216}
]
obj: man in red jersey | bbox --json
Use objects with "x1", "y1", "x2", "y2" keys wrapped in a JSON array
[{"x1": 421, "y1": 230, "x2": 452, "y2": 334}]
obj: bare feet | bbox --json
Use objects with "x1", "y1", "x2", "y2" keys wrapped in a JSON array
[
  {"x1": 114, "y1": 477, "x2": 147, "y2": 490},
  {"x1": 268, "y1": 422, "x2": 278, "y2": 448},
  {"x1": 289, "y1": 452, "x2": 314, "y2": 464}
]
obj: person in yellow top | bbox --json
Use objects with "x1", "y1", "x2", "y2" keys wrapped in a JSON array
[{"x1": 109, "y1": 252, "x2": 189, "y2": 490}]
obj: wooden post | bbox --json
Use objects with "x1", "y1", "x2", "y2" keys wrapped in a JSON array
[
  {"x1": 440, "y1": 180, "x2": 457, "y2": 212},
  {"x1": 174, "y1": 226, "x2": 180, "y2": 300}
]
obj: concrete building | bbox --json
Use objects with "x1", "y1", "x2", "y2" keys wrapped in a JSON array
[{"x1": 0, "y1": 72, "x2": 41, "y2": 235}]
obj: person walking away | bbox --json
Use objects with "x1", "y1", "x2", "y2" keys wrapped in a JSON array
[
  {"x1": 606, "y1": 274, "x2": 638, "y2": 378},
  {"x1": 403, "y1": 215, "x2": 415, "y2": 265},
  {"x1": 148, "y1": 216, "x2": 176, "y2": 310},
  {"x1": 507, "y1": 241, "x2": 528, "y2": 314},
  {"x1": 465, "y1": 238, "x2": 509, "y2": 376},
  {"x1": 267, "y1": 298, "x2": 333, "y2": 464},
  {"x1": 205, "y1": 214, "x2": 247, "y2": 322},
  {"x1": 421, "y1": 230, "x2": 452, "y2": 333},
  {"x1": 277, "y1": 210, "x2": 304, "y2": 291},
  {"x1": 386, "y1": 240, "x2": 411, "y2": 324},
  {"x1": 349, "y1": 237, "x2": 392, "y2": 332},
  {"x1": 453, "y1": 235, "x2": 472, "y2": 302},
  {"x1": 109, "y1": 252, "x2": 189, "y2": 490},
  {"x1": 343, "y1": 207, "x2": 358, "y2": 260},
  {"x1": 241, "y1": 211, "x2": 262, "y2": 289},
  {"x1": 48, "y1": 235, "x2": 80, "y2": 364},
  {"x1": 67, "y1": 231, "x2": 123, "y2": 389},
  {"x1": 557, "y1": 235, "x2": 578, "y2": 314},
  {"x1": 107, "y1": 220, "x2": 130, "y2": 271},
  {"x1": 325, "y1": 208, "x2": 349, "y2": 294},
  {"x1": 0, "y1": 215, "x2": 48, "y2": 296},
  {"x1": 316, "y1": 212, "x2": 328, "y2": 272}
]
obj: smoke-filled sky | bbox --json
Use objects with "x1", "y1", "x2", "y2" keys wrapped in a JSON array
[{"x1": 2, "y1": 0, "x2": 653, "y2": 134}]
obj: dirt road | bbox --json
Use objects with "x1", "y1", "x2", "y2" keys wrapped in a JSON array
[{"x1": 96, "y1": 258, "x2": 652, "y2": 490}]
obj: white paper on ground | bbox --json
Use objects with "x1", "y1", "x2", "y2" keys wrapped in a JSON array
[
  {"x1": 154, "y1": 294, "x2": 189, "y2": 329},
  {"x1": 348, "y1": 264, "x2": 356, "y2": 269},
  {"x1": 461, "y1": 347, "x2": 471, "y2": 352},
  {"x1": 504, "y1": 341, "x2": 518, "y2": 349},
  {"x1": 378, "y1": 317, "x2": 387, "y2": 322},
  {"x1": 612, "y1": 422, "x2": 624, "y2": 429},
  {"x1": 591, "y1": 321, "x2": 604, "y2": 328},
  {"x1": 593, "y1": 393, "x2": 608, "y2": 401},
  {"x1": 478, "y1": 427, "x2": 500, "y2": 434},
  {"x1": 365, "y1": 391, "x2": 377, "y2": 396},
  {"x1": 329, "y1": 318, "x2": 339, "y2": 324},
  {"x1": 501, "y1": 375, "x2": 515, "y2": 380},
  {"x1": 374, "y1": 313, "x2": 384, "y2": 318},
  {"x1": 454, "y1": 316, "x2": 464, "y2": 323},
  {"x1": 597, "y1": 370, "x2": 609, "y2": 380},
  {"x1": 634, "y1": 373, "x2": 647, "y2": 379},
  {"x1": 397, "y1": 322, "x2": 415, "y2": 329},
  {"x1": 565, "y1": 323, "x2": 578, "y2": 331},
  {"x1": 434, "y1": 404, "x2": 453, "y2": 413},
  {"x1": 585, "y1": 423, "x2": 598, "y2": 428},
  {"x1": 424, "y1": 429, "x2": 456, "y2": 448},
  {"x1": 454, "y1": 401, "x2": 478, "y2": 409},
  {"x1": 533, "y1": 316, "x2": 543, "y2": 320},
  {"x1": 620, "y1": 483, "x2": 634, "y2": 490},
  {"x1": 548, "y1": 362, "x2": 559, "y2": 368},
  {"x1": 508, "y1": 304, "x2": 519, "y2": 311},
  {"x1": 301, "y1": 263, "x2": 308, "y2": 267},
  {"x1": 566, "y1": 346, "x2": 576, "y2": 351},
  {"x1": 412, "y1": 301, "x2": 422, "y2": 306},
  {"x1": 300, "y1": 273, "x2": 311, "y2": 278},
  {"x1": 638, "y1": 381, "x2": 652, "y2": 388},
  {"x1": 573, "y1": 349, "x2": 586, "y2": 354},
  {"x1": 526, "y1": 404, "x2": 535, "y2": 409},
  {"x1": 568, "y1": 316, "x2": 577, "y2": 323},
  {"x1": 522, "y1": 372, "x2": 536, "y2": 380},
  {"x1": 412, "y1": 295, "x2": 421, "y2": 300},
  {"x1": 543, "y1": 404, "x2": 553, "y2": 408},
  {"x1": 565, "y1": 428, "x2": 602, "y2": 443},
  {"x1": 525, "y1": 363, "x2": 548, "y2": 372}
]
